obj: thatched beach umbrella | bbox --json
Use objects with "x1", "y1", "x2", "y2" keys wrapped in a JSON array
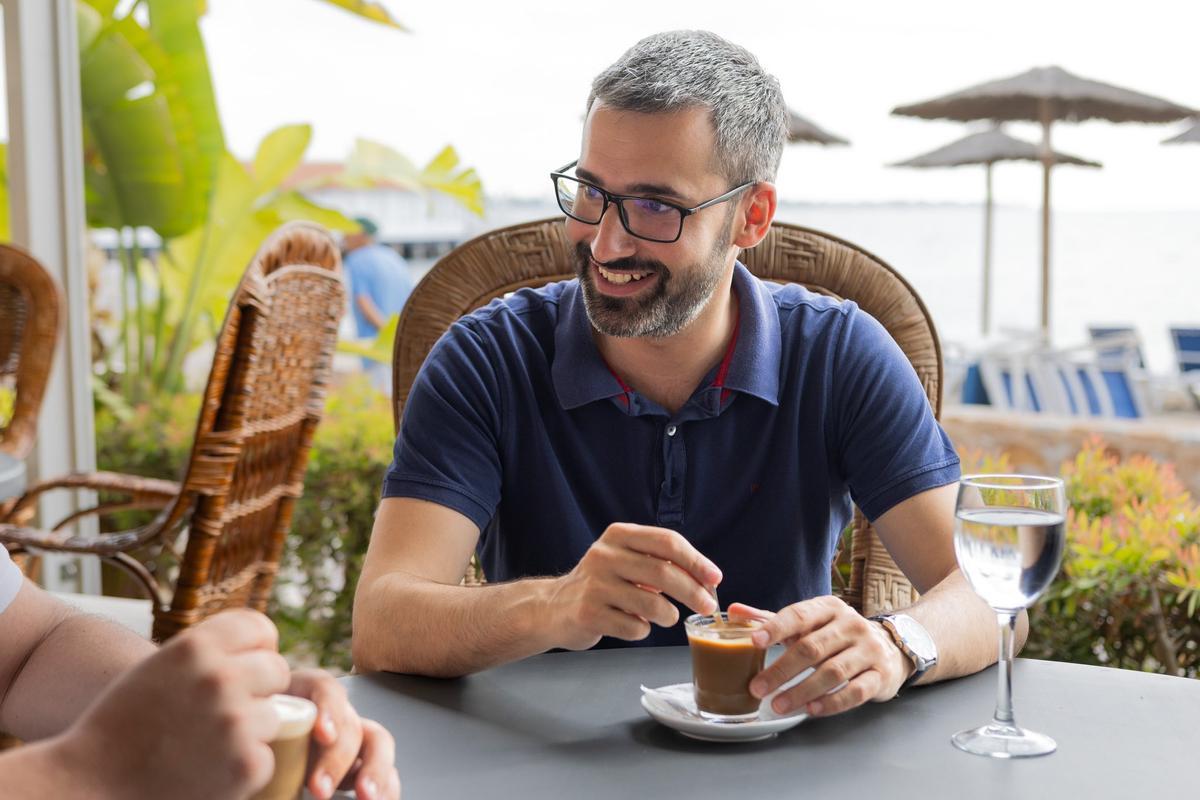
[
  {"x1": 786, "y1": 109, "x2": 849, "y2": 145},
  {"x1": 891, "y1": 127, "x2": 1101, "y2": 336},
  {"x1": 1163, "y1": 118, "x2": 1200, "y2": 144},
  {"x1": 892, "y1": 66, "x2": 1194, "y2": 337}
]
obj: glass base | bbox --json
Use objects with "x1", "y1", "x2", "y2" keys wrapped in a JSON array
[{"x1": 952, "y1": 723, "x2": 1057, "y2": 758}]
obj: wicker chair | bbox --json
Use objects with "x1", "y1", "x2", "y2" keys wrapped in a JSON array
[
  {"x1": 0, "y1": 244, "x2": 61, "y2": 462},
  {"x1": 391, "y1": 218, "x2": 944, "y2": 616},
  {"x1": 0, "y1": 222, "x2": 345, "y2": 641}
]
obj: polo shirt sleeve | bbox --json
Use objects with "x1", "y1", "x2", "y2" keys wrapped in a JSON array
[
  {"x1": 382, "y1": 320, "x2": 503, "y2": 531},
  {"x1": 830, "y1": 304, "x2": 960, "y2": 522},
  {"x1": 0, "y1": 545, "x2": 23, "y2": 615}
]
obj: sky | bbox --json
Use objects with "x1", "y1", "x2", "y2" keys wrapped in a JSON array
[{"x1": 202, "y1": 1, "x2": 1194, "y2": 211}]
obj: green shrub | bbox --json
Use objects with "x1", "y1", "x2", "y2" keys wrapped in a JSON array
[
  {"x1": 270, "y1": 376, "x2": 394, "y2": 671},
  {"x1": 1024, "y1": 437, "x2": 1200, "y2": 676}
]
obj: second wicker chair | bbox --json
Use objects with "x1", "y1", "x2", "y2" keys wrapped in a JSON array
[{"x1": 0, "y1": 222, "x2": 345, "y2": 641}]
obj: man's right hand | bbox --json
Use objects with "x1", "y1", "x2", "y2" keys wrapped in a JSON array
[
  {"x1": 545, "y1": 523, "x2": 722, "y2": 650},
  {"x1": 57, "y1": 609, "x2": 291, "y2": 800}
]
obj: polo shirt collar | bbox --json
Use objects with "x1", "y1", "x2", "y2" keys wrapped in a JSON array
[{"x1": 552, "y1": 262, "x2": 781, "y2": 411}]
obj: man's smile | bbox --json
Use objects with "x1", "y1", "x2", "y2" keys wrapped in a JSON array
[{"x1": 590, "y1": 259, "x2": 659, "y2": 296}]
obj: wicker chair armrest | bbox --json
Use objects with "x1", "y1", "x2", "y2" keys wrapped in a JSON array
[
  {"x1": 0, "y1": 518, "x2": 162, "y2": 557},
  {"x1": 2, "y1": 471, "x2": 180, "y2": 523}
]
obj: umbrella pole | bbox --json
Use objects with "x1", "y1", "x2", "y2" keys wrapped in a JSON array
[
  {"x1": 983, "y1": 163, "x2": 993, "y2": 336},
  {"x1": 1040, "y1": 106, "x2": 1053, "y2": 342}
]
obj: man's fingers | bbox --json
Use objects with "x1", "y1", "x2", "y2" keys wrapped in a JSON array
[
  {"x1": 298, "y1": 677, "x2": 362, "y2": 800},
  {"x1": 613, "y1": 554, "x2": 715, "y2": 615},
  {"x1": 605, "y1": 525, "x2": 722, "y2": 587},
  {"x1": 806, "y1": 671, "x2": 882, "y2": 717},
  {"x1": 189, "y1": 609, "x2": 280, "y2": 654},
  {"x1": 751, "y1": 598, "x2": 838, "y2": 648},
  {"x1": 353, "y1": 719, "x2": 399, "y2": 800},
  {"x1": 287, "y1": 670, "x2": 344, "y2": 745},
  {"x1": 768, "y1": 647, "x2": 872, "y2": 715},
  {"x1": 727, "y1": 602, "x2": 774, "y2": 623},
  {"x1": 610, "y1": 580, "x2": 680, "y2": 628},
  {"x1": 749, "y1": 624, "x2": 847, "y2": 699},
  {"x1": 226, "y1": 650, "x2": 293, "y2": 698},
  {"x1": 593, "y1": 605, "x2": 652, "y2": 641}
]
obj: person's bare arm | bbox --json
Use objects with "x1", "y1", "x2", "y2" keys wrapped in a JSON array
[
  {"x1": 0, "y1": 579, "x2": 155, "y2": 740},
  {"x1": 355, "y1": 293, "x2": 387, "y2": 330},
  {"x1": 352, "y1": 497, "x2": 720, "y2": 677}
]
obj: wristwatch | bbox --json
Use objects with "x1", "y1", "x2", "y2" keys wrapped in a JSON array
[{"x1": 869, "y1": 613, "x2": 938, "y2": 690}]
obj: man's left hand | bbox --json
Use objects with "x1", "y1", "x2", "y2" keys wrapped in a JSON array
[
  {"x1": 731, "y1": 596, "x2": 913, "y2": 718},
  {"x1": 286, "y1": 669, "x2": 401, "y2": 800}
]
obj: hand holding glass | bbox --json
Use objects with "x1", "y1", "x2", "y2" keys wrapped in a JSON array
[{"x1": 952, "y1": 474, "x2": 1066, "y2": 758}]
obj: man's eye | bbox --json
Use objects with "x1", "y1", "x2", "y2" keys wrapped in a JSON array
[
  {"x1": 582, "y1": 185, "x2": 603, "y2": 200},
  {"x1": 632, "y1": 198, "x2": 672, "y2": 215}
]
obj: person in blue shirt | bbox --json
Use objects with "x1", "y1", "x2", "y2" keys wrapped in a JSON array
[
  {"x1": 343, "y1": 217, "x2": 414, "y2": 390},
  {"x1": 355, "y1": 31, "x2": 1010, "y2": 720}
]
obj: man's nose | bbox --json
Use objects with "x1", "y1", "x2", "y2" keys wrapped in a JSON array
[{"x1": 587, "y1": 203, "x2": 637, "y2": 264}]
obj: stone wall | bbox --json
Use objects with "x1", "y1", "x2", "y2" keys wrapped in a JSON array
[{"x1": 941, "y1": 406, "x2": 1200, "y2": 496}]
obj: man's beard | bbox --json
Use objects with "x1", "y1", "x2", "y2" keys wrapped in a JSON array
[{"x1": 574, "y1": 227, "x2": 731, "y2": 339}]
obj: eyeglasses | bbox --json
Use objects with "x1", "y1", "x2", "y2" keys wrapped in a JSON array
[{"x1": 550, "y1": 160, "x2": 754, "y2": 244}]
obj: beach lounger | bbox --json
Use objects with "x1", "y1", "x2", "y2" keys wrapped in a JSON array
[
  {"x1": 1088, "y1": 325, "x2": 1146, "y2": 369},
  {"x1": 1171, "y1": 326, "x2": 1200, "y2": 407}
]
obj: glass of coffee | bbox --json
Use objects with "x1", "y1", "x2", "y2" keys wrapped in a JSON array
[
  {"x1": 251, "y1": 694, "x2": 318, "y2": 800},
  {"x1": 684, "y1": 613, "x2": 766, "y2": 721}
]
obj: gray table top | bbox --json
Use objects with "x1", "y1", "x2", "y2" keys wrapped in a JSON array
[{"x1": 343, "y1": 647, "x2": 1200, "y2": 799}]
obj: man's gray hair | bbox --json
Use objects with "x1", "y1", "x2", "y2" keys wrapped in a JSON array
[{"x1": 587, "y1": 30, "x2": 788, "y2": 185}]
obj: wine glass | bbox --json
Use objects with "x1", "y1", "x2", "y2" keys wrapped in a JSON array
[{"x1": 952, "y1": 474, "x2": 1067, "y2": 758}]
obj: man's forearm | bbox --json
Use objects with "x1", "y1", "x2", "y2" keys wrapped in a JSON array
[
  {"x1": 0, "y1": 609, "x2": 154, "y2": 739},
  {"x1": 903, "y1": 568, "x2": 1027, "y2": 686},
  {"x1": 353, "y1": 572, "x2": 560, "y2": 677}
]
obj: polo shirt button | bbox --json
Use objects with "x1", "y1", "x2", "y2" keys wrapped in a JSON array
[{"x1": 666, "y1": 425, "x2": 677, "y2": 437}]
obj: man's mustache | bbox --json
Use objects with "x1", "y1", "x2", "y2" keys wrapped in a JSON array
[{"x1": 573, "y1": 243, "x2": 668, "y2": 277}]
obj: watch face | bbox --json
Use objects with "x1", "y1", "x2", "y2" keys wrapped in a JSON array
[{"x1": 891, "y1": 615, "x2": 937, "y2": 663}]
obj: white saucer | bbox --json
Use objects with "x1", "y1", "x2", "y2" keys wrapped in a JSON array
[{"x1": 640, "y1": 682, "x2": 809, "y2": 743}]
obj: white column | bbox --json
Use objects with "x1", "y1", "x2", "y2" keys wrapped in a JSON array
[{"x1": 3, "y1": 0, "x2": 100, "y2": 592}]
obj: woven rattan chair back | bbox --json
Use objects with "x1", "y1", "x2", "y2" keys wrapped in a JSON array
[
  {"x1": 0, "y1": 245, "x2": 61, "y2": 459},
  {"x1": 391, "y1": 218, "x2": 943, "y2": 616},
  {"x1": 153, "y1": 222, "x2": 344, "y2": 639}
]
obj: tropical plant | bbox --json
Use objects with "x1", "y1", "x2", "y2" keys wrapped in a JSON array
[{"x1": 69, "y1": 0, "x2": 481, "y2": 403}]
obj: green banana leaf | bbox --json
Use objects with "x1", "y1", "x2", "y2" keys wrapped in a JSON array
[
  {"x1": 163, "y1": 124, "x2": 359, "y2": 356},
  {"x1": 335, "y1": 140, "x2": 484, "y2": 216},
  {"x1": 78, "y1": 2, "x2": 218, "y2": 237},
  {"x1": 337, "y1": 314, "x2": 399, "y2": 364},
  {"x1": 146, "y1": 0, "x2": 224, "y2": 207},
  {"x1": 312, "y1": 0, "x2": 407, "y2": 30}
]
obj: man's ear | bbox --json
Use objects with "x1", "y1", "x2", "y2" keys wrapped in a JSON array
[{"x1": 731, "y1": 183, "x2": 777, "y2": 249}]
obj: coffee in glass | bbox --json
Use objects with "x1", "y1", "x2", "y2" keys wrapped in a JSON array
[{"x1": 685, "y1": 613, "x2": 765, "y2": 720}]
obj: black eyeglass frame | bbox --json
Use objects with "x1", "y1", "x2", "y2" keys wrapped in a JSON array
[{"x1": 549, "y1": 159, "x2": 755, "y2": 244}]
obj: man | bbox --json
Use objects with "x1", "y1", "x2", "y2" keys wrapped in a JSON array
[
  {"x1": 0, "y1": 545, "x2": 400, "y2": 799},
  {"x1": 354, "y1": 30, "x2": 1009, "y2": 719},
  {"x1": 343, "y1": 217, "x2": 414, "y2": 391}
]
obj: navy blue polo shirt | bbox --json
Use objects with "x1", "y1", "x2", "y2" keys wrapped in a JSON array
[{"x1": 383, "y1": 262, "x2": 960, "y2": 647}]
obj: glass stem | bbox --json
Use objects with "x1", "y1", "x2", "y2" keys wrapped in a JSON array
[{"x1": 991, "y1": 611, "x2": 1018, "y2": 729}]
